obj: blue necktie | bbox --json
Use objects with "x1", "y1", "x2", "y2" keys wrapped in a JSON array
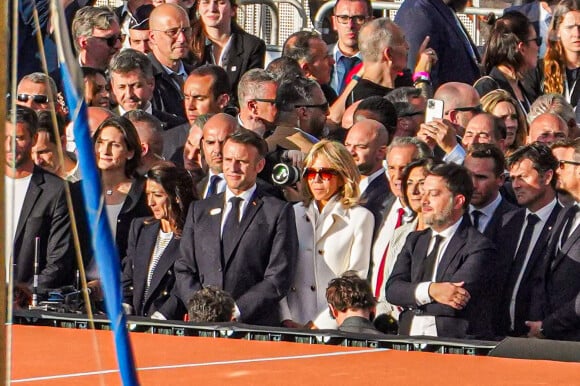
[{"x1": 206, "y1": 175, "x2": 222, "y2": 198}]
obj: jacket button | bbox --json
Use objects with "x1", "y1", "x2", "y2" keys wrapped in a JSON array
[
  {"x1": 318, "y1": 249, "x2": 324, "y2": 255},
  {"x1": 291, "y1": 287, "x2": 296, "y2": 291},
  {"x1": 218, "y1": 268, "x2": 223, "y2": 272},
  {"x1": 162, "y1": 291, "x2": 168, "y2": 296},
  {"x1": 117, "y1": 219, "x2": 121, "y2": 223},
  {"x1": 310, "y1": 285, "x2": 316, "y2": 291}
]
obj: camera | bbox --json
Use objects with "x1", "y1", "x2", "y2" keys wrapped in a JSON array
[{"x1": 271, "y1": 163, "x2": 301, "y2": 187}]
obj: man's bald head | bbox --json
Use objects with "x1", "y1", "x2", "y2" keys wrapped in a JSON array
[
  {"x1": 344, "y1": 119, "x2": 388, "y2": 176},
  {"x1": 342, "y1": 100, "x2": 362, "y2": 129},
  {"x1": 434, "y1": 82, "x2": 480, "y2": 134},
  {"x1": 528, "y1": 113, "x2": 569, "y2": 145},
  {"x1": 202, "y1": 113, "x2": 238, "y2": 174}
]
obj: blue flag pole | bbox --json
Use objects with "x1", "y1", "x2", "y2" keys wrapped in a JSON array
[{"x1": 50, "y1": 1, "x2": 139, "y2": 384}]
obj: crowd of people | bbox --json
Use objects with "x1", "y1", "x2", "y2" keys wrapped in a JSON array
[{"x1": 6, "y1": 0, "x2": 580, "y2": 342}]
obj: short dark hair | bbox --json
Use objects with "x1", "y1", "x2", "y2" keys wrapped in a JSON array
[
  {"x1": 333, "y1": 0, "x2": 373, "y2": 16},
  {"x1": 7, "y1": 105, "x2": 38, "y2": 137},
  {"x1": 187, "y1": 286, "x2": 235, "y2": 322},
  {"x1": 123, "y1": 109, "x2": 163, "y2": 131},
  {"x1": 36, "y1": 110, "x2": 66, "y2": 144},
  {"x1": 190, "y1": 65, "x2": 231, "y2": 100},
  {"x1": 507, "y1": 143, "x2": 559, "y2": 188},
  {"x1": 265, "y1": 56, "x2": 302, "y2": 82},
  {"x1": 428, "y1": 163, "x2": 473, "y2": 211},
  {"x1": 109, "y1": 48, "x2": 154, "y2": 79},
  {"x1": 354, "y1": 96, "x2": 398, "y2": 138},
  {"x1": 326, "y1": 271, "x2": 376, "y2": 313},
  {"x1": 225, "y1": 128, "x2": 267, "y2": 158},
  {"x1": 81, "y1": 66, "x2": 107, "y2": 80},
  {"x1": 276, "y1": 76, "x2": 320, "y2": 113},
  {"x1": 282, "y1": 30, "x2": 321, "y2": 63},
  {"x1": 466, "y1": 143, "x2": 506, "y2": 177},
  {"x1": 92, "y1": 115, "x2": 142, "y2": 178}
]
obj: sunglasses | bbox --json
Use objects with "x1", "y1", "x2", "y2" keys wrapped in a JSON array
[
  {"x1": 17, "y1": 93, "x2": 49, "y2": 104},
  {"x1": 558, "y1": 159, "x2": 580, "y2": 168},
  {"x1": 253, "y1": 98, "x2": 276, "y2": 105},
  {"x1": 304, "y1": 167, "x2": 339, "y2": 181},
  {"x1": 152, "y1": 27, "x2": 193, "y2": 39},
  {"x1": 452, "y1": 105, "x2": 482, "y2": 113},
  {"x1": 294, "y1": 102, "x2": 329, "y2": 112},
  {"x1": 92, "y1": 34, "x2": 123, "y2": 47},
  {"x1": 334, "y1": 15, "x2": 368, "y2": 25}
]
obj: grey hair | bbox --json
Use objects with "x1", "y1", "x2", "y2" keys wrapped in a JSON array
[
  {"x1": 282, "y1": 30, "x2": 322, "y2": 63},
  {"x1": 19, "y1": 72, "x2": 58, "y2": 100},
  {"x1": 110, "y1": 49, "x2": 154, "y2": 79},
  {"x1": 386, "y1": 87, "x2": 422, "y2": 104},
  {"x1": 528, "y1": 93, "x2": 576, "y2": 126},
  {"x1": 387, "y1": 136, "x2": 433, "y2": 159},
  {"x1": 359, "y1": 17, "x2": 397, "y2": 63},
  {"x1": 72, "y1": 6, "x2": 118, "y2": 52},
  {"x1": 237, "y1": 69, "x2": 276, "y2": 106}
]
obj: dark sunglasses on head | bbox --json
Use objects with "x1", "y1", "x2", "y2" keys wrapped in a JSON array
[
  {"x1": 294, "y1": 102, "x2": 329, "y2": 112},
  {"x1": 558, "y1": 159, "x2": 580, "y2": 169},
  {"x1": 92, "y1": 34, "x2": 123, "y2": 47},
  {"x1": 304, "y1": 167, "x2": 339, "y2": 181},
  {"x1": 17, "y1": 93, "x2": 49, "y2": 104},
  {"x1": 453, "y1": 104, "x2": 482, "y2": 113},
  {"x1": 253, "y1": 98, "x2": 276, "y2": 105}
]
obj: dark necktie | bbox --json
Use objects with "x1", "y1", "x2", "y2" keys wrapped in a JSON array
[
  {"x1": 560, "y1": 205, "x2": 579, "y2": 249},
  {"x1": 422, "y1": 235, "x2": 444, "y2": 281},
  {"x1": 170, "y1": 72, "x2": 184, "y2": 91},
  {"x1": 206, "y1": 175, "x2": 222, "y2": 198},
  {"x1": 222, "y1": 197, "x2": 243, "y2": 257},
  {"x1": 375, "y1": 207, "x2": 405, "y2": 298},
  {"x1": 471, "y1": 210, "x2": 483, "y2": 231},
  {"x1": 339, "y1": 56, "x2": 361, "y2": 93},
  {"x1": 507, "y1": 213, "x2": 540, "y2": 292}
]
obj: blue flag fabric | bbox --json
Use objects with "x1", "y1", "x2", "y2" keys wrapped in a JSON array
[{"x1": 50, "y1": 1, "x2": 139, "y2": 384}]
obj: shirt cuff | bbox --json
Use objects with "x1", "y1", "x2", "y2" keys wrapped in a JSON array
[
  {"x1": 442, "y1": 144, "x2": 466, "y2": 165},
  {"x1": 415, "y1": 282, "x2": 433, "y2": 306}
]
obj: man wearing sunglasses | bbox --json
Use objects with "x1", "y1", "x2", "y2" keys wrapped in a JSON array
[
  {"x1": 72, "y1": 6, "x2": 123, "y2": 71},
  {"x1": 237, "y1": 69, "x2": 278, "y2": 138},
  {"x1": 16, "y1": 73, "x2": 57, "y2": 111}
]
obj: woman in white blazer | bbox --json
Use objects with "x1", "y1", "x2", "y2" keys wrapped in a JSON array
[
  {"x1": 376, "y1": 158, "x2": 438, "y2": 325},
  {"x1": 280, "y1": 140, "x2": 374, "y2": 329}
]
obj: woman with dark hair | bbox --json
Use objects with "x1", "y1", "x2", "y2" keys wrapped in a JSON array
[
  {"x1": 543, "y1": 0, "x2": 580, "y2": 110},
  {"x1": 122, "y1": 162, "x2": 196, "y2": 319},
  {"x1": 189, "y1": 0, "x2": 266, "y2": 104},
  {"x1": 93, "y1": 116, "x2": 151, "y2": 258},
  {"x1": 475, "y1": 11, "x2": 541, "y2": 112},
  {"x1": 279, "y1": 140, "x2": 374, "y2": 329}
]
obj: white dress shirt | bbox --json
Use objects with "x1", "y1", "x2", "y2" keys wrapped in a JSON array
[{"x1": 220, "y1": 184, "x2": 257, "y2": 235}]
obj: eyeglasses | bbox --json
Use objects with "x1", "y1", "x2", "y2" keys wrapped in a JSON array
[
  {"x1": 452, "y1": 105, "x2": 482, "y2": 113},
  {"x1": 558, "y1": 159, "x2": 580, "y2": 168},
  {"x1": 253, "y1": 98, "x2": 276, "y2": 105},
  {"x1": 92, "y1": 34, "x2": 123, "y2": 47},
  {"x1": 294, "y1": 102, "x2": 329, "y2": 112},
  {"x1": 527, "y1": 36, "x2": 543, "y2": 46},
  {"x1": 152, "y1": 27, "x2": 193, "y2": 39},
  {"x1": 304, "y1": 167, "x2": 339, "y2": 181},
  {"x1": 17, "y1": 93, "x2": 49, "y2": 104},
  {"x1": 334, "y1": 15, "x2": 368, "y2": 25}
]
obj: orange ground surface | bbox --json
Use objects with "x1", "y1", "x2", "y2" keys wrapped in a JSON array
[{"x1": 10, "y1": 325, "x2": 580, "y2": 385}]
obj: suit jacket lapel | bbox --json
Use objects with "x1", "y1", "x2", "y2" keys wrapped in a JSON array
[
  {"x1": 224, "y1": 191, "x2": 263, "y2": 266},
  {"x1": 14, "y1": 169, "x2": 44, "y2": 244},
  {"x1": 412, "y1": 230, "x2": 432, "y2": 282},
  {"x1": 551, "y1": 206, "x2": 580, "y2": 271},
  {"x1": 436, "y1": 224, "x2": 468, "y2": 281},
  {"x1": 522, "y1": 205, "x2": 561, "y2": 281},
  {"x1": 132, "y1": 222, "x2": 159, "y2": 310}
]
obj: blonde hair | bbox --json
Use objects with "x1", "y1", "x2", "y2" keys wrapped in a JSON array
[
  {"x1": 480, "y1": 89, "x2": 528, "y2": 152},
  {"x1": 302, "y1": 140, "x2": 361, "y2": 208}
]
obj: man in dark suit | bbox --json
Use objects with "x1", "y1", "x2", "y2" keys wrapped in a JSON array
[
  {"x1": 5, "y1": 106, "x2": 73, "y2": 291},
  {"x1": 110, "y1": 48, "x2": 187, "y2": 130},
  {"x1": 527, "y1": 139, "x2": 580, "y2": 341},
  {"x1": 148, "y1": 3, "x2": 195, "y2": 118},
  {"x1": 394, "y1": 0, "x2": 481, "y2": 89},
  {"x1": 499, "y1": 143, "x2": 562, "y2": 337},
  {"x1": 174, "y1": 129, "x2": 297, "y2": 326},
  {"x1": 386, "y1": 163, "x2": 497, "y2": 339},
  {"x1": 344, "y1": 119, "x2": 391, "y2": 237}
]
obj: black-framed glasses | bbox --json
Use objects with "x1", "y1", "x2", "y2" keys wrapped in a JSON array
[
  {"x1": 92, "y1": 34, "x2": 123, "y2": 47},
  {"x1": 253, "y1": 98, "x2": 276, "y2": 105},
  {"x1": 453, "y1": 105, "x2": 482, "y2": 113},
  {"x1": 17, "y1": 93, "x2": 49, "y2": 104},
  {"x1": 152, "y1": 27, "x2": 193, "y2": 39},
  {"x1": 304, "y1": 167, "x2": 339, "y2": 181},
  {"x1": 334, "y1": 14, "x2": 368, "y2": 25},
  {"x1": 528, "y1": 36, "x2": 543, "y2": 46},
  {"x1": 558, "y1": 159, "x2": 580, "y2": 168},
  {"x1": 294, "y1": 102, "x2": 329, "y2": 112}
]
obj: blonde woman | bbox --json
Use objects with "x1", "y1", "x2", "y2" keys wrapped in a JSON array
[
  {"x1": 280, "y1": 140, "x2": 374, "y2": 329},
  {"x1": 481, "y1": 89, "x2": 528, "y2": 154}
]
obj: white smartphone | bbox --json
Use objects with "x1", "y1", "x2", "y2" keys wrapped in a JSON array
[{"x1": 425, "y1": 99, "x2": 444, "y2": 122}]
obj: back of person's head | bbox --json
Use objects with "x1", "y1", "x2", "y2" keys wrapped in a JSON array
[
  {"x1": 427, "y1": 163, "x2": 474, "y2": 211},
  {"x1": 359, "y1": 17, "x2": 397, "y2": 63},
  {"x1": 109, "y1": 48, "x2": 154, "y2": 79},
  {"x1": 187, "y1": 286, "x2": 236, "y2": 322},
  {"x1": 506, "y1": 142, "x2": 559, "y2": 188},
  {"x1": 266, "y1": 56, "x2": 303, "y2": 82},
  {"x1": 326, "y1": 271, "x2": 376, "y2": 315},
  {"x1": 282, "y1": 30, "x2": 321, "y2": 63},
  {"x1": 72, "y1": 6, "x2": 118, "y2": 52},
  {"x1": 528, "y1": 93, "x2": 576, "y2": 127},
  {"x1": 386, "y1": 87, "x2": 422, "y2": 104},
  {"x1": 466, "y1": 143, "x2": 506, "y2": 177},
  {"x1": 276, "y1": 76, "x2": 320, "y2": 113},
  {"x1": 483, "y1": 11, "x2": 533, "y2": 74},
  {"x1": 354, "y1": 96, "x2": 397, "y2": 139},
  {"x1": 36, "y1": 110, "x2": 66, "y2": 144}
]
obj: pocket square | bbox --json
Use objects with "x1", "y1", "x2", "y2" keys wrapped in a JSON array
[{"x1": 210, "y1": 208, "x2": 222, "y2": 215}]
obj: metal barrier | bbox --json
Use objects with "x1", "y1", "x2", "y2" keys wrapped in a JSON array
[{"x1": 313, "y1": 1, "x2": 504, "y2": 47}]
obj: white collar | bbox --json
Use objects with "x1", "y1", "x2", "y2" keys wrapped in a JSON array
[
  {"x1": 526, "y1": 198, "x2": 558, "y2": 223},
  {"x1": 470, "y1": 192, "x2": 502, "y2": 218},
  {"x1": 224, "y1": 183, "x2": 257, "y2": 203},
  {"x1": 432, "y1": 217, "x2": 463, "y2": 238}
]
